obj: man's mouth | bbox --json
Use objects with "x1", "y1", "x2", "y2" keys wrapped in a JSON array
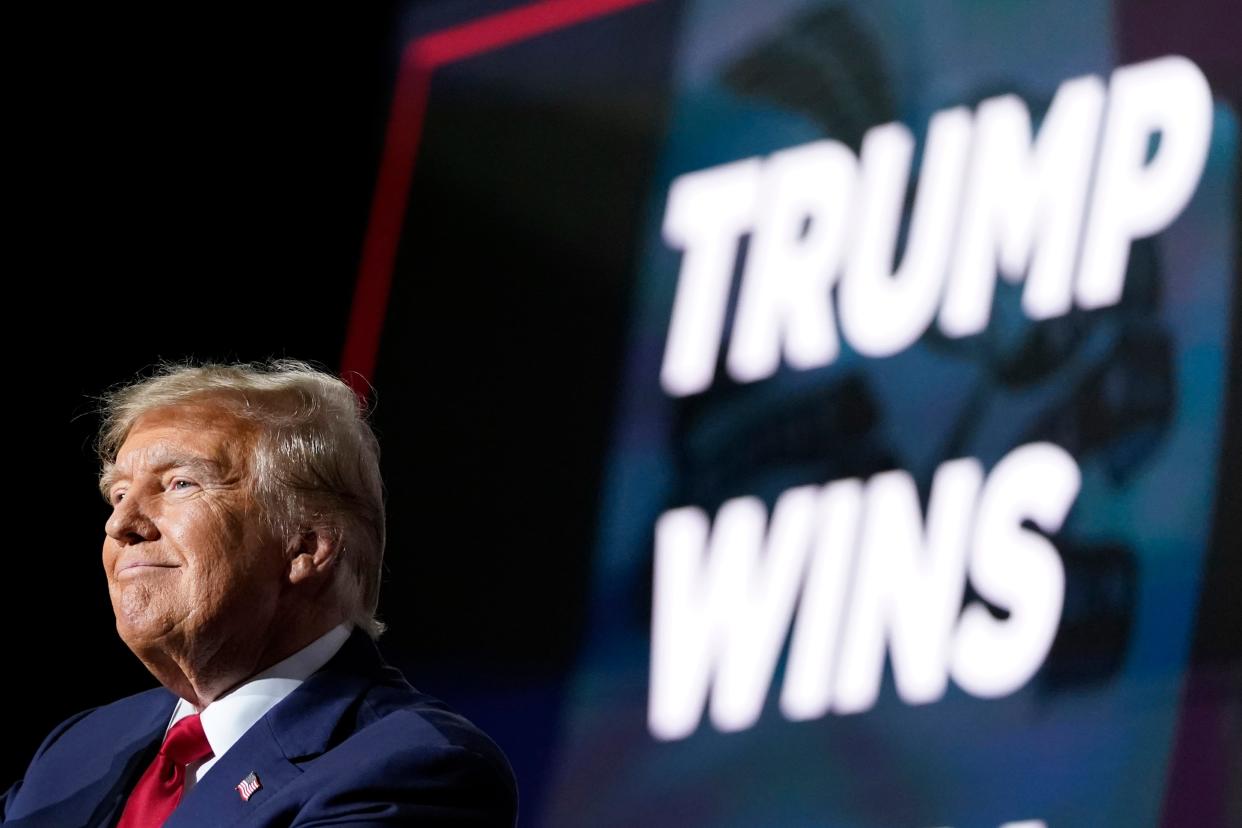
[{"x1": 116, "y1": 562, "x2": 179, "y2": 578}]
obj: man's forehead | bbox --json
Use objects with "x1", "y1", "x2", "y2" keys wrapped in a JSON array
[
  {"x1": 112, "y1": 403, "x2": 255, "y2": 469},
  {"x1": 111, "y1": 443, "x2": 227, "y2": 469},
  {"x1": 127, "y1": 399, "x2": 250, "y2": 434}
]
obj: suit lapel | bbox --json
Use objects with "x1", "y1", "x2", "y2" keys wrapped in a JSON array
[
  {"x1": 5, "y1": 695, "x2": 171, "y2": 828},
  {"x1": 165, "y1": 630, "x2": 384, "y2": 828},
  {"x1": 163, "y1": 717, "x2": 300, "y2": 828},
  {"x1": 90, "y1": 691, "x2": 176, "y2": 828}
]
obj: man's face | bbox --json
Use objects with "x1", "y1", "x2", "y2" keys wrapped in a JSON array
[{"x1": 101, "y1": 402, "x2": 288, "y2": 663}]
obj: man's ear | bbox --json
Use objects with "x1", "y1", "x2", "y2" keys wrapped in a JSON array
[{"x1": 287, "y1": 527, "x2": 342, "y2": 585}]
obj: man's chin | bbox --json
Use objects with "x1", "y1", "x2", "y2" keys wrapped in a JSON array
[
  {"x1": 112, "y1": 600, "x2": 182, "y2": 660},
  {"x1": 115, "y1": 619, "x2": 175, "y2": 657},
  {"x1": 114, "y1": 620, "x2": 200, "y2": 695}
]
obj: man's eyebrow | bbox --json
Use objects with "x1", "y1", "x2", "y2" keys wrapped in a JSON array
[
  {"x1": 98, "y1": 453, "x2": 227, "y2": 499},
  {"x1": 99, "y1": 465, "x2": 120, "y2": 499}
]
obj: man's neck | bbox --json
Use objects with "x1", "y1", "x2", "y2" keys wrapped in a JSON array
[{"x1": 136, "y1": 611, "x2": 348, "y2": 708}]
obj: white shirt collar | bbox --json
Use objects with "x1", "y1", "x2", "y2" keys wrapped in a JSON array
[{"x1": 168, "y1": 623, "x2": 352, "y2": 789}]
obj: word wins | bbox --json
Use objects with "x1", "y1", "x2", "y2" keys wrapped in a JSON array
[{"x1": 649, "y1": 443, "x2": 1080, "y2": 740}]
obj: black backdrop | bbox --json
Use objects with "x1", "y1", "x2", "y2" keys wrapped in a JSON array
[
  {"x1": 7, "y1": 0, "x2": 399, "y2": 784},
  {"x1": 7, "y1": 6, "x2": 672, "y2": 823}
]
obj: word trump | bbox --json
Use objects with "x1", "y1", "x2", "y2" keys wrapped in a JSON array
[
  {"x1": 659, "y1": 55, "x2": 1212, "y2": 396},
  {"x1": 648, "y1": 442, "x2": 1080, "y2": 741}
]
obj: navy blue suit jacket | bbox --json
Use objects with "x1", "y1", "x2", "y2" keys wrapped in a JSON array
[{"x1": 1, "y1": 631, "x2": 517, "y2": 827}]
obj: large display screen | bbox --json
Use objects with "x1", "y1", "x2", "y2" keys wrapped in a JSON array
[{"x1": 359, "y1": 1, "x2": 1239, "y2": 825}]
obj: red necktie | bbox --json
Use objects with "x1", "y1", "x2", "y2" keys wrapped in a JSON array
[{"x1": 116, "y1": 713, "x2": 214, "y2": 828}]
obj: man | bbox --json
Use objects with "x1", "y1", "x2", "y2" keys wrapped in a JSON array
[{"x1": 2, "y1": 360, "x2": 517, "y2": 827}]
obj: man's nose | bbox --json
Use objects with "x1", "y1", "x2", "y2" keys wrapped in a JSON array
[{"x1": 105, "y1": 496, "x2": 160, "y2": 545}]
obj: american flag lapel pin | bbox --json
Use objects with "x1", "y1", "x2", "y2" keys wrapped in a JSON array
[{"x1": 236, "y1": 771, "x2": 262, "y2": 802}]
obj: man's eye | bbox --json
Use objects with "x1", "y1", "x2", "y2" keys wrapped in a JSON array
[
  {"x1": 111, "y1": 491, "x2": 126, "y2": 505},
  {"x1": 170, "y1": 479, "x2": 196, "y2": 491}
]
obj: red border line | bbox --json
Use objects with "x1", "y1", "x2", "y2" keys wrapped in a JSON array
[{"x1": 341, "y1": 0, "x2": 658, "y2": 395}]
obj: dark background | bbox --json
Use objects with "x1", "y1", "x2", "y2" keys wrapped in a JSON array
[
  {"x1": 6, "y1": 4, "x2": 676, "y2": 824},
  {"x1": 6, "y1": 0, "x2": 398, "y2": 780}
]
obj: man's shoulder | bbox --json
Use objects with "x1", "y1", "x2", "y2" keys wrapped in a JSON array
[
  {"x1": 85, "y1": 686, "x2": 177, "y2": 723},
  {"x1": 350, "y1": 673, "x2": 513, "y2": 777},
  {"x1": 257, "y1": 635, "x2": 519, "y2": 824},
  {"x1": 3, "y1": 688, "x2": 176, "y2": 826},
  {"x1": 357, "y1": 667, "x2": 504, "y2": 747},
  {"x1": 30, "y1": 686, "x2": 174, "y2": 759},
  {"x1": 15, "y1": 687, "x2": 174, "y2": 785}
]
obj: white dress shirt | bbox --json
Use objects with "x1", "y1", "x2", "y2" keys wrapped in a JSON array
[{"x1": 167, "y1": 623, "x2": 352, "y2": 792}]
